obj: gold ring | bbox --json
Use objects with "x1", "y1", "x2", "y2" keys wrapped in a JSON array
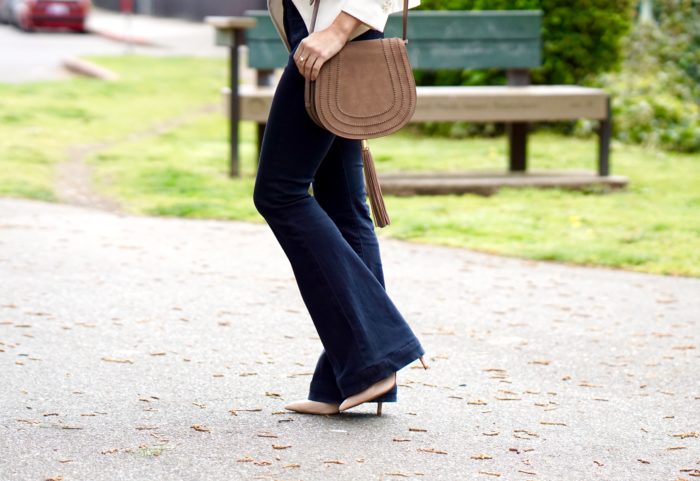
[{"x1": 299, "y1": 56, "x2": 305, "y2": 63}]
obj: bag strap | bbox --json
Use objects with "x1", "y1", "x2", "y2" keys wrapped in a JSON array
[{"x1": 310, "y1": 0, "x2": 409, "y2": 40}]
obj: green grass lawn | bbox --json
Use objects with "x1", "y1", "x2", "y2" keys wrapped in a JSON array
[{"x1": 1, "y1": 55, "x2": 698, "y2": 277}]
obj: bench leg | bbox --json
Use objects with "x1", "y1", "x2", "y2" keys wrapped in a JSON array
[
  {"x1": 508, "y1": 122, "x2": 528, "y2": 172},
  {"x1": 598, "y1": 97, "x2": 612, "y2": 176}
]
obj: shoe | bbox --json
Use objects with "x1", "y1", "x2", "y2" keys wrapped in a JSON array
[
  {"x1": 284, "y1": 399, "x2": 340, "y2": 415},
  {"x1": 338, "y1": 355, "x2": 429, "y2": 416},
  {"x1": 339, "y1": 372, "x2": 397, "y2": 416},
  {"x1": 338, "y1": 355, "x2": 430, "y2": 416}
]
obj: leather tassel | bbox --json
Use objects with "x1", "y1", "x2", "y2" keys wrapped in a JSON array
[{"x1": 361, "y1": 139, "x2": 391, "y2": 228}]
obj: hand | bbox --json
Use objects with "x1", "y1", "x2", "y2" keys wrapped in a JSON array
[{"x1": 293, "y1": 11, "x2": 363, "y2": 81}]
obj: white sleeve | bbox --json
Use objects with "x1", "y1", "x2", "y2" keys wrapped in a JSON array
[{"x1": 341, "y1": 0, "x2": 393, "y2": 32}]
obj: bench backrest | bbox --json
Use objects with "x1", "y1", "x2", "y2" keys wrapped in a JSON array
[{"x1": 244, "y1": 10, "x2": 542, "y2": 71}]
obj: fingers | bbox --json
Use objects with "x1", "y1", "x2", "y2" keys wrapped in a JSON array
[
  {"x1": 294, "y1": 40, "x2": 325, "y2": 81},
  {"x1": 305, "y1": 56, "x2": 322, "y2": 81}
]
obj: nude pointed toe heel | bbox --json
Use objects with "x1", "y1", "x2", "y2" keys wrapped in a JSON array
[
  {"x1": 338, "y1": 372, "x2": 397, "y2": 414},
  {"x1": 284, "y1": 399, "x2": 340, "y2": 415}
]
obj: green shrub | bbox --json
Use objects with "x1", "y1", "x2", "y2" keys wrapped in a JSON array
[
  {"x1": 589, "y1": 0, "x2": 700, "y2": 153},
  {"x1": 416, "y1": 0, "x2": 634, "y2": 85},
  {"x1": 413, "y1": 0, "x2": 634, "y2": 139}
]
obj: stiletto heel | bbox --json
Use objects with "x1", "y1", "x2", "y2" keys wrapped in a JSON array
[
  {"x1": 419, "y1": 355, "x2": 429, "y2": 369},
  {"x1": 377, "y1": 402, "x2": 383, "y2": 416}
]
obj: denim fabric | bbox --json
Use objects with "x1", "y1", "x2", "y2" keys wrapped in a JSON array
[{"x1": 253, "y1": 0, "x2": 425, "y2": 404}]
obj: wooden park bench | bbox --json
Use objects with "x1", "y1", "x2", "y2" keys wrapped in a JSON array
[{"x1": 207, "y1": 10, "x2": 628, "y2": 194}]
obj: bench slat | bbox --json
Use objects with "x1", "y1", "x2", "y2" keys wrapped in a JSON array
[
  {"x1": 384, "y1": 11, "x2": 541, "y2": 40},
  {"x1": 230, "y1": 85, "x2": 609, "y2": 123},
  {"x1": 244, "y1": 10, "x2": 542, "y2": 70},
  {"x1": 409, "y1": 39, "x2": 540, "y2": 69}
]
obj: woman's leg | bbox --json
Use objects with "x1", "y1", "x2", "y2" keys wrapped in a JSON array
[
  {"x1": 307, "y1": 135, "x2": 397, "y2": 403},
  {"x1": 253, "y1": 1, "x2": 424, "y2": 401}
]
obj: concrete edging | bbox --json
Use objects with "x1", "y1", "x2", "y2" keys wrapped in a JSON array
[{"x1": 62, "y1": 56, "x2": 120, "y2": 81}]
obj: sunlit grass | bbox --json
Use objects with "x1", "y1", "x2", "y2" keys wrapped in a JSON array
[{"x1": 1, "y1": 54, "x2": 698, "y2": 277}]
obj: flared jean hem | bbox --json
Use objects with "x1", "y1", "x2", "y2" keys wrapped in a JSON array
[{"x1": 308, "y1": 337, "x2": 425, "y2": 403}]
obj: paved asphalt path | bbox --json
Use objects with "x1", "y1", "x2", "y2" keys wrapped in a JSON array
[{"x1": 0, "y1": 197, "x2": 698, "y2": 481}]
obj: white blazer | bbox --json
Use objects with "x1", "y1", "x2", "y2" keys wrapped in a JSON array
[{"x1": 267, "y1": 0, "x2": 421, "y2": 52}]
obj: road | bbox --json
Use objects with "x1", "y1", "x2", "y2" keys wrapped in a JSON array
[
  {"x1": 1, "y1": 197, "x2": 698, "y2": 481},
  {"x1": 0, "y1": 23, "x2": 122, "y2": 83},
  {"x1": 0, "y1": 7, "x2": 225, "y2": 84}
]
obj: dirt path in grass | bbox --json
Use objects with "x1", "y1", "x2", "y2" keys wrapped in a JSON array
[{"x1": 54, "y1": 101, "x2": 220, "y2": 213}]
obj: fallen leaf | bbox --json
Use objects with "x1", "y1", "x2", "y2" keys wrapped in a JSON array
[
  {"x1": 101, "y1": 357, "x2": 134, "y2": 364},
  {"x1": 191, "y1": 424, "x2": 210, "y2": 432},
  {"x1": 477, "y1": 471, "x2": 501, "y2": 477},
  {"x1": 471, "y1": 453, "x2": 492, "y2": 460},
  {"x1": 418, "y1": 447, "x2": 447, "y2": 454}
]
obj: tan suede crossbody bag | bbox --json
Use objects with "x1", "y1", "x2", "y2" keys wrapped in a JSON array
[{"x1": 303, "y1": 0, "x2": 417, "y2": 228}]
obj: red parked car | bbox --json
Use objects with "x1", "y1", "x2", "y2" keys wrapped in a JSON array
[{"x1": 9, "y1": 0, "x2": 91, "y2": 33}]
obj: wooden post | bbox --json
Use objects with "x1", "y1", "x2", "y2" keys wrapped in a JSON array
[
  {"x1": 506, "y1": 69, "x2": 530, "y2": 172},
  {"x1": 255, "y1": 69, "x2": 275, "y2": 168},
  {"x1": 205, "y1": 16, "x2": 256, "y2": 177},
  {"x1": 598, "y1": 96, "x2": 612, "y2": 176}
]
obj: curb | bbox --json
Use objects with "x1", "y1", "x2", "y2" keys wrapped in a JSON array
[
  {"x1": 87, "y1": 27, "x2": 160, "y2": 47},
  {"x1": 62, "y1": 57, "x2": 120, "y2": 81}
]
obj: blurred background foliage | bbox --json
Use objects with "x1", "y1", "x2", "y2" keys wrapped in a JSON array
[
  {"x1": 413, "y1": 0, "x2": 700, "y2": 153},
  {"x1": 592, "y1": 0, "x2": 700, "y2": 152}
]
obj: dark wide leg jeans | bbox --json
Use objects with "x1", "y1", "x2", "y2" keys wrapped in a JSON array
[{"x1": 252, "y1": 0, "x2": 425, "y2": 404}]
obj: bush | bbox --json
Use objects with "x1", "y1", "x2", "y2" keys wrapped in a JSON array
[
  {"x1": 413, "y1": 0, "x2": 634, "y2": 139},
  {"x1": 416, "y1": 0, "x2": 634, "y2": 85},
  {"x1": 590, "y1": 0, "x2": 700, "y2": 153}
]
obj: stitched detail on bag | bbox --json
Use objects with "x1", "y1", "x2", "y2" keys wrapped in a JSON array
[{"x1": 320, "y1": 40, "x2": 412, "y2": 132}]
